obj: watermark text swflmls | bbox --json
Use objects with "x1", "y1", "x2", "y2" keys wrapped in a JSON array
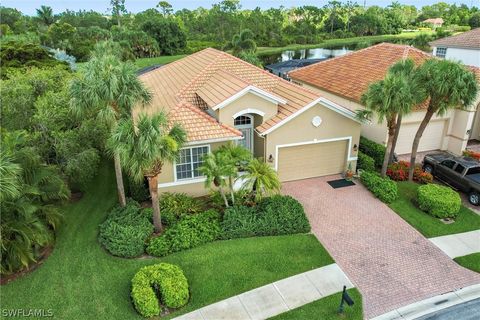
[{"x1": 1, "y1": 309, "x2": 54, "y2": 317}]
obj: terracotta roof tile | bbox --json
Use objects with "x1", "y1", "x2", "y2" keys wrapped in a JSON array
[{"x1": 429, "y1": 28, "x2": 480, "y2": 49}]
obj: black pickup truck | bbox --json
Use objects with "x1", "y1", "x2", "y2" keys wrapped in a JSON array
[{"x1": 422, "y1": 152, "x2": 480, "y2": 206}]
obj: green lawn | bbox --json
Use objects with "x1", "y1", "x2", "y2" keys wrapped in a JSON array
[
  {"x1": 134, "y1": 54, "x2": 187, "y2": 69},
  {"x1": 389, "y1": 182, "x2": 480, "y2": 238},
  {"x1": 0, "y1": 162, "x2": 334, "y2": 319},
  {"x1": 455, "y1": 253, "x2": 480, "y2": 273},
  {"x1": 270, "y1": 288, "x2": 362, "y2": 320},
  {"x1": 257, "y1": 31, "x2": 433, "y2": 56}
]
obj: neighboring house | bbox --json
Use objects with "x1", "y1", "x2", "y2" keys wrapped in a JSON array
[
  {"x1": 422, "y1": 18, "x2": 444, "y2": 28},
  {"x1": 429, "y1": 28, "x2": 480, "y2": 67},
  {"x1": 288, "y1": 43, "x2": 480, "y2": 156},
  {"x1": 137, "y1": 48, "x2": 361, "y2": 196}
]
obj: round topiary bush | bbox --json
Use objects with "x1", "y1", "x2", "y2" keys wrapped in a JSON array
[
  {"x1": 131, "y1": 263, "x2": 189, "y2": 318},
  {"x1": 417, "y1": 184, "x2": 461, "y2": 219}
]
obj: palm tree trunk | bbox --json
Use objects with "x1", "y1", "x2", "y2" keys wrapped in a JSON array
[
  {"x1": 389, "y1": 113, "x2": 403, "y2": 164},
  {"x1": 228, "y1": 176, "x2": 235, "y2": 205},
  {"x1": 219, "y1": 186, "x2": 229, "y2": 208},
  {"x1": 113, "y1": 153, "x2": 126, "y2": 207},
  {"x1": 409, "y1": 109, "x2": 435, "y2": 181},
  {"x1": 147, "y1": 175, "x2": 163, "y2": 233},
  {"x1": 381, "y1": 116, "x2": 396, "y2": 177}
]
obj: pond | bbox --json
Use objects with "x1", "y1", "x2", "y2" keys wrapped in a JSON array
[{"x1": 260, "y1": 46, "x2": 354, "y2": 65}]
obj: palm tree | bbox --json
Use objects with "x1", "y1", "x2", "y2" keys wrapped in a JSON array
[
  {"x1": 408, "y1": 59, "x2": 478, "y2": 181},
  {"x1": 242, "y1": 158, "x2": 281, "y2": 202},
  {"x1": 70, "y1": 44, "x2": 151, "y2": 207},
  {"x1": 36, "y1": 6, "x2": 55, "y2": 26},
  {"x1": 108, "y1": 112, "x2": 186, "y2": 233},
  {"x1": 359, "y1": 59, "x2": 425, "y2": 177},
  {"x1": 231, "y1": 29, "x2": 257, "y2": 56},
  {"x1": 0, "y1": 153, "x2": 22, "y2": 202},
  {"x1": 200, "y1": 152, "x2": 231, "y2": 207},
  {"x1": 216, "y1": 143, "x2": 252, "y2": 204}
]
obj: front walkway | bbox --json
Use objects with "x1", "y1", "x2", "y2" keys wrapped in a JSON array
[
  {"x1": 174, "y1": 263, "x2": 353, "y2": 320},
  {"x1": 429, "y1": 230, "x2": 480, "y2": 258},
  {"x1": 282, "y1": 176, "x2": 480, "y2": 319}
]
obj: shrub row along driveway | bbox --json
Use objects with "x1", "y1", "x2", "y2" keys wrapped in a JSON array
[{"x1": 282, "y1": 175, "x2": 480, "y2": 319}]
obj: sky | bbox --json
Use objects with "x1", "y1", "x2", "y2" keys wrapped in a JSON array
[{"x1": 3, "y1": 0, "x2": 477, "y2": 15}]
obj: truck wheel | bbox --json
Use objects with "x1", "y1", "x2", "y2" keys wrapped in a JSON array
[
  {"x1": 469, "y1": 191, "x2": 480, "y2": 206},
  {"x1": 423, "y1": 164, "x2": 433, "y2": 174}
]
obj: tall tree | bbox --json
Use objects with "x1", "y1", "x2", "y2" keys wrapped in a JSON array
[
  {"x1": 70, "y1": 42, "x2": 151, "y2": 206},
  {"x1": 408, "y1": 59, "x2": 478, "y2": 181},
  {"x1": 110, "y1": 0, "x2": 127, "y2": 27},
  {"x1": 359, "y1": 59, "x2": 424, "y2": 176},
  {"x1": 157, "y1": 1, "x2": 173, "y2": 16},
  {"x1": 36, "y1": 5, "x2": 55, "y2": 26},
  {"x1": 109, "y1": 113, "x2": 186, "y2": 233}
]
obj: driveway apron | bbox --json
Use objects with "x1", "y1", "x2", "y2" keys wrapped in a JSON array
[{"x1": 282, "y1": 176, "x2": 480, "y2": 319}]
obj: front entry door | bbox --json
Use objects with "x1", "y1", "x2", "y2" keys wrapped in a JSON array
[{"x1": 234, "y1": 114, "x2": 254, "y2": 153}]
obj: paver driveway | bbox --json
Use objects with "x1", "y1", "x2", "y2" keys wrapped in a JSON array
[{"x1": 283, "y1": 176, "x2": 480, "y2": 319}]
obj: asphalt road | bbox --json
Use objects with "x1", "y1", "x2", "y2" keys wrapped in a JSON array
[{"x1": 416, "y1": 298, "x2": 480, "y2": 320}]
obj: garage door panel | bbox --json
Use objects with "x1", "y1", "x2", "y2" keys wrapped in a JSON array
[
  {"x1": 396, "y1": 121, "x2": 445, "y2": 154},
  {"x1": 278, "y1": 140, "x2": 348, "y2": 182}
]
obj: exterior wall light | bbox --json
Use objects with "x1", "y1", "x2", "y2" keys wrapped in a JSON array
[
  {"x1": 268, "y1": 154, "x2": 274, "y2": 163},
  {"x1": 353, "y1": 144, "x2": 358, "y2": 152}
]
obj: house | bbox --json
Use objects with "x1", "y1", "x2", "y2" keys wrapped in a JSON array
[
  {"x1": 136, "y1": 48, "x2": 361, "y2": 196},
  {"x1": 288, "y1": 43, "x2": 480, "y2": 156},
  {"x1": 422, "y1": 18, "x2": 444, "y2": 28},
  {"x1": 429, "y1": 28, "x2": 480, "y2": 67}
]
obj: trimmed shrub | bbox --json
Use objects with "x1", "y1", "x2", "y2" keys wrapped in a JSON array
[
  {"x1": 357, "y1": 151, "x2": 375, "y2": 172},
  {"x1": 386, "y1": 161, "x2": 433, "y2": 184},
  {"x1": 159, "y1": 193, "x2": 204, "y2": 226},
  {"x1": 359, "y1": 136, "x2": 386, "y2": 168},
  {"x1": 146, "y1": 210, "x2": 221, "y2": 257},
  {"x1": 98, "y1": 201, "x2": 153, "y2": 258},
  {"x1": 131, "y1": 263, "x2": 189, "y2": 317},
  {"x1": 221, "y1": 195, "x2": 310, "y2": 239},
  {"x1": 417, "y1": 184, "x2": 461, "y2": 219},
  {"x1": 463, "y1": 150, "x2": 480, "y2": 161},
  {"x1": 360, "y1": 171, "x2": 398, "y2": 203}
]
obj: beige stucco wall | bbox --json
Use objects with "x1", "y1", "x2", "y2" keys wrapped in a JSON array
[
  {"x1": 265, "y1": 102, "x2": 361, "y2": 172},
  {"x1": 216, "y1": 92, "x2": 278, "y2": 127},
  {"x1": 253, "y1": 115, "x2": 265, "y2": 159},
  {"x1": 157, "y1": 141, "x2": 227, "y2": 197}
]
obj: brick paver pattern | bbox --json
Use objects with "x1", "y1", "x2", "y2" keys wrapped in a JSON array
[{"x1": 282, "y1": 176, "x2": 480, "y2": 319}]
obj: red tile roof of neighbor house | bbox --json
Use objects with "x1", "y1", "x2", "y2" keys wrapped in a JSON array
[
  {"x1": 136, "y1": 48, "x2": 327, "y2": 142},
  {"x1": 429, "y1": 28, "x2": 480, "y2": 50},
  {"x1": 288, "y1": 43, "x2": 434, "y2": 107},
  {"x1": 423, "y1": 18, "x2": 444, "y2": 25}
]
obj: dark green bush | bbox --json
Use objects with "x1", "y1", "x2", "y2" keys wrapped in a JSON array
[
  {"x1": 131, "y1": 263, "x2": 189, "y2": 317},
  {"x1": 357, "y1": 151, "x2": 375, "y2": 172},
  {"x1": 126, "y1": 176, "x2": 149, "y2": 202},
  {"x1": 159, "y1": 193, "x2": 204, "y2": 226},
  {"x1": 146, "y1": 210, "x2": 221, "y2": 257},
  {"x1": 360, "y1": 171, "x2": 398, "y2": 203},
  {"x1": 417, "y1": 184, "x2": 461, "y2": 219},
  {"x1": 221, "y1": 195, "x2": 310, "y2": 239},
  {"x1": 359, "y1": 137, "x2": 386, "y2": 168},
  {"x1": 98, "y1": 201, "x2": 153, "y2": 258}
]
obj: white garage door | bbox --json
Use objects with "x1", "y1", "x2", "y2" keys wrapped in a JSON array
[
  {"x1": 396, "y1": 120, "x2": 446, "y2": 154},
  {"x1": 277, "y1": 140, "x2": 348, "y2": 182}
]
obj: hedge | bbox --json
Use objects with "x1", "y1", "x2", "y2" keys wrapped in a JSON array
[
  {"x1": 159, "y1": 193, "x2": 204, "y2": 226},
  {"x1": 357, "y1": 151, "x2": 375, "y2": 172},
  {"x1": 131, "y1": 263, "x2": 189, "y2": 317},
  {"x1": 221, "y1": 195, "x2": 310, "y2": 239},
  {"x1": 360, "y1": 171, "x2": 398, "y2": 203},
  {"x1": 98, "y1": 201, "x2": 153, "y2": 258},
  {"x1": 417, "y1": 184, "x2": 461, "y2": 219},
  {"x1": 146, "y1": 210, "x2": 221, "y2": 257},
  {"x1": 359, "y1": 136, "x2": 386, "y2": 168}
]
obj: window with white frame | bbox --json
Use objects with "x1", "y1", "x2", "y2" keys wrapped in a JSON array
[
  {"x1": 436, "y1": 47, "x2": 447, "y2": 58},
  {"x1": 175, "y1": 146, "x2": 209, "y2": 180}
]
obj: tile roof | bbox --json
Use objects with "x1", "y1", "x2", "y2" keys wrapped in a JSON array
[
  {"x1": 138, "y1": 48, "x2": 323, "y2": 141},
  {"x1": 429, "y1": 28, "x2": 480, "y2": 49},
  {"x1": 288, "y1": 43, "x2": 433, "y2": 106}
]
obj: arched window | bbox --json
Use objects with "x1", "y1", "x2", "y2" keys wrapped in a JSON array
[
  {"x1": 234, "y1": 115, "x2": 252, "y2": 126},
  {"x1": 234, "y1": 114, "x2": 254, "y2": 153}
]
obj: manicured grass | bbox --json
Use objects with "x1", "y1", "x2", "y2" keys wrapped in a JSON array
[
  {"x1": 389, "y1": 182, "x2": 480, "y2": 238},
  {"x1": 257, "y1": 31, "x2": 434, "y2": 56},
  {"x1": 270, "y1": 288, "x2": 362, "y2": 320},
  {"x1": 0, "y1": 161, "x2": 333, "y2": 319},
  {"x1": 455, "y1": 253, "x2": 480, "y2": 273},
  {"x1": 134, "y1": 54, "x2": 187, "y2": 69}
]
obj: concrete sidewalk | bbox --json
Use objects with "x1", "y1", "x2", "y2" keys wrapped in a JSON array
[
  {"x1": 429, "y1": 230, "x2": 480, "y2": 258},
  {"x1": 371, "y1": 284, "x2": 480, "y2": 320},
  {"x1": 174, "y1": 263, "x2": 353, "y2": 320}
]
